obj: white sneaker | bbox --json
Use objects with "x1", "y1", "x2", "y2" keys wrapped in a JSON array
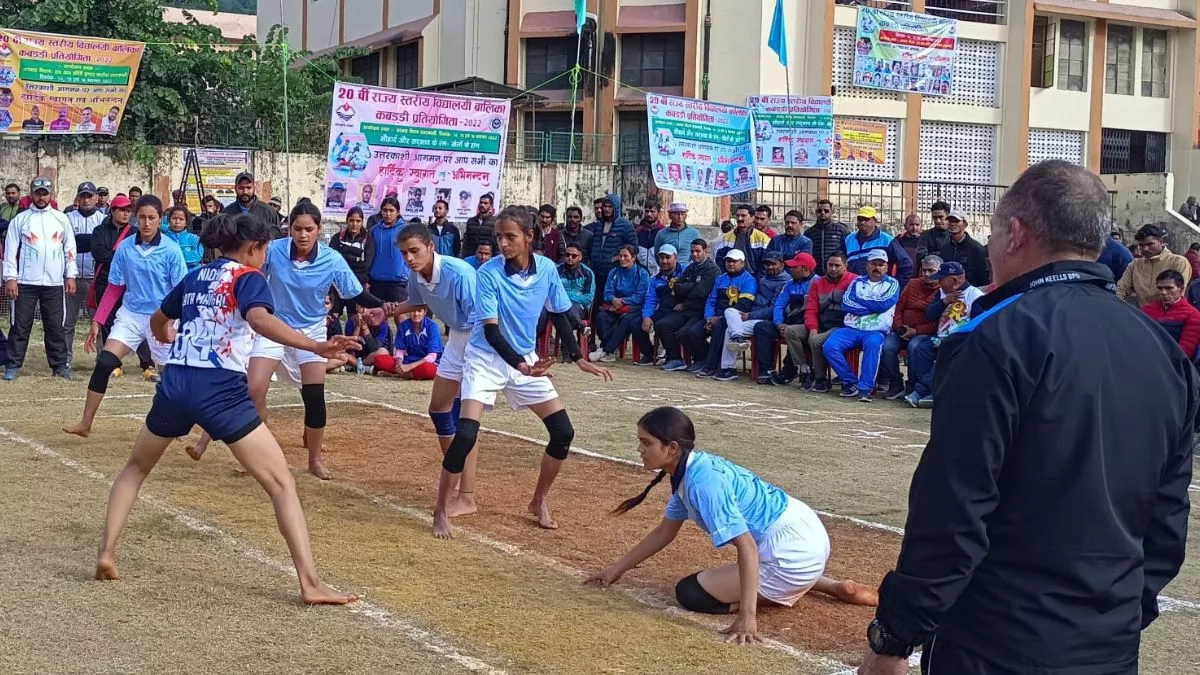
[
  {"x1": 726, "y1": 339, "x2": 750, "y2": 354},
  {"x1": 588, "y1": 348, "x2": 607, "y2": 362},
  {"x1": 598, "y1": 352, "x2": 616, "y2": 363}
]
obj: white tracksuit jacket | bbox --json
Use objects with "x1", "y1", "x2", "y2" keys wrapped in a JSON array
[{"x1": 2, "y1": 206, "x2": 78, "y2": 286}]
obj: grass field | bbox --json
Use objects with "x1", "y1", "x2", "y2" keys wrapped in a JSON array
[{"x1": 1, "y1": 333, "x2": 1198, "y2": 674}]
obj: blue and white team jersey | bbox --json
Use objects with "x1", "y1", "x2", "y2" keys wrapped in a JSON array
[
  {"x1": 109, "y1": 231, "x2": 188, "y2": 315},
  {"x1": 262, "y1": 238, "x2": 362, "y2": 328},
  {"x1": 665, "y1": 451, "x2": 791, "y2": 548},
  {"x1": 160, "y1": 258, "x2": 275, "y2": 373},
  {"x1": 468, "y1": 254, "x2": 571, "y2": 355},
  {"x1": 407, "y1": 253, "x2": 476, "y2": 332}
]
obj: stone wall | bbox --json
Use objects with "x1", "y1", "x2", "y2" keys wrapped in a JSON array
[{"x1": 1102, "y1": 172, "x2": 1200, "y2": 249}]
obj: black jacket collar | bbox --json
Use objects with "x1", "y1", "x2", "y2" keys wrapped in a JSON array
[{"x1": 975, "y1": 259, "x2": 1115, "y2": 314}]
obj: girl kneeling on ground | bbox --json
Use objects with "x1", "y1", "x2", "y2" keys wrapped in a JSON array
[{"x1": 587, "y1": 406, "x2": 878, "y2": 644}]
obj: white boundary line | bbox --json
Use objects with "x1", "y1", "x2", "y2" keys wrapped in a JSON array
[{"x1": 0, "y1": 425, "x2": 507, "y2": 675}]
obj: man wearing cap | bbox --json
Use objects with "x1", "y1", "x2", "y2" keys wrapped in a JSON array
[
  {"x1": 223, "y1": 172, "x2": 282, "y2": 238},
  {"x1": 766, "y1": 209, "x2": 813, "y2": 260},
  {"x1": 2, "y1": 177, "x2": 77, "y2": 380},
  {"x1": 901, "y1": 260, "x2": 985, "y2": 407},
  {"x1": 688, "y1": 247, "x2": 757, "y2": 377},
  {"x1": 937, "y1": 209, "x2": 990, "y2": 288},
  {"x1": 846, "y1": 206, "x2": 913, "y2": 285},
  {"x1": 761, "y1": 251, "x2": 818, "y2": 386},
  {"x1": 65, "y1": 182, "x2": 105, "y2": 364},
  {"x1": 634, "y1": 243, "x2": 687, "y2": 366},
  {"x1": 879, "y1": 254, "x2": 943, "y2": 400},
  {"x1": 703, "y1": 250, "x2": 789, "y2": 382},
  {"x1": 822, "y1": 249, "x2": 900, "y2": 402},
  {"x1": 653, "y1": 202, "x2": 701, "y2": 261},
  {"x1": 96, "y1": 187, "x2": 110, "y2": 214}
]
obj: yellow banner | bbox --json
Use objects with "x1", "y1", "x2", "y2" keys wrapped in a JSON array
[
  {"x1": 833, "y1": 119, "x2": 889, "y2": 165},
  {"x1": 0, "y1": 29, "x2": 145, "y2": 136}
]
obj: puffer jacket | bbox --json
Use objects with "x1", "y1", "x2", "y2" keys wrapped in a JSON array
[
  {"x1": 748, "y1": 270, "x2": 790, "y2": 321},
  {"x1": 804, "y1": 272, "x2": 858, "y2": 332},
  {"x1": 803, "y1": 220, "x2": 850, "y2": 271},
  {"x1": 586, "y1": 193, "x2": 636, "y2": 275},
  {"x1": 461, "y1": 213, "x2": 496, "y2": 258}
]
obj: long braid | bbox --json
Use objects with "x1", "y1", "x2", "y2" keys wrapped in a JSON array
[
  {"x1": 612, "y1": 407, "x2": 696, "y2": 516},
  {"x1": 611, "y1": 470, "x2": 669, "y2": 515}
]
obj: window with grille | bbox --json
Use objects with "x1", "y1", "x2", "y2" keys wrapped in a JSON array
[
  {"x1": 394, "y1": 42, "x2": 419, "y2": 89},
  {"x1": 523, "y1": 111, "x2": 585, "y2": 162},
  {"x1": 1105, "y1": 25, "x2": 1133, "y2": 95},
  {"x1": 617, "y1": 111, "x2": 649, "y2": 165},
  {"x1": 349, "y1": 51, "x2": 380, "y2": 86},
  {"x1": 1141, "y1": 29, "x2": 1169, "y2": 98},
  {"x1": 1027, "y1": 128, "x2": 1085, "y2": 167},
  {"x1": 1031, "y1": 16, "x2": 1055, "y2": 88},
  {"x1": 831, "y1": 28, "x2": 903, "y2": 100},
  {"x1": 1057, "y1": 20, "x2": 1086, "y2": 91},
  {"x1": 525, "y1": 37, "x2": 577, "y2": 90},
  {"x1": 620, "y1": 34, "x2": 685, "y2": 88},
  {"x1": 829, "y1": 117, "x2": 899, "y2": 180},
  {"x1": 1100, "y1": 128, "x2": 1167, "y2": 174}
]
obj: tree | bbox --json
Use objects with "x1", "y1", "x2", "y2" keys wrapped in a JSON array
[
  {"x1": 165, "y1": 0, "x2": 256, "y2": 14},
  {"x1": 0, "y1": 0, "x2": 356, "y2": 152}
]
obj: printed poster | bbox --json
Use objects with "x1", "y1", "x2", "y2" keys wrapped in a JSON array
[
  {"x1": 833, "y1": 119, "x2": 888, "y2": 165},
  {"x1": 853, "y1": 7, "x2": 957, "y2": 97},
  {"x1": 0, "y1": 29, "x2": 144, "y2": 135},
  {"x1": 181, "y1": 148, "x2": 251, "y2": 211},
  {"x1": 646, "y1": 93, "x2": 758, "y2": 197},
  {"x1": 324, "y1": 82, "x2": 511, "y2": 222},
  {"x1": 747, "y1": 95, "x2": 833, "y2": 170}
]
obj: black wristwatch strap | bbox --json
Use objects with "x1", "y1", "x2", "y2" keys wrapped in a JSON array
[{"x1": 868, "y1": 618, "x2": 915, "y2": 658}]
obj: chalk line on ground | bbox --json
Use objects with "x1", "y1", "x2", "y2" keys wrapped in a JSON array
[{"x1": 0, "y1": 426, "x2": 507, "y2": 675}]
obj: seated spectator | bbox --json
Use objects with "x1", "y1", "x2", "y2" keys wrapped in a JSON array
[
  {"x1": 701, "y1": 250, "x2": 790, "y2": 382},
  {"x1": 766, "y1": 210, "x2": 813, "y2": 259},
  {"x1": 690, "y1": 249, "x2": 757, "y2": 377},
  {"x1": 822, "y1": 249, "x2": 900, "y2": 402},
  {"x1": 538, "y1": 242, "x2": 594, "y2": 359},
  {"x1": 846, "y1": 206, "x2": 913, "y2": 285},
  {"x1": 762, "y1": 252, "x2": 818, "y2": 386},
  {"x1": 589, "y1": 245, "x2": 650, "y2": 362},
  {"x1": 1097, "y1": 227, "x2": 1133, "y2": 284},
  {"x1": 464, "y1": 239, "x2": 495, "y2": 269},
  {"x1": 937, "y1": 209, "x2": 990, "y2": 287},
  {"x1": 787, "y1": 252, "x2": 855, "y2": 392},
  {"x1": 377, "y1": 307, "x2": 443, "y2": 379},
  {"x1": 655, "y1": 239, "x2": 719, "y2": 371},
  {"x1": 346, "y1": 308, "x2": 393, "y2": 369},
  {"x1": 634, "y1": 244, "x2": 687, "y2": 367},
  {"x1": 903, "y1": 261, "x2": 985, "y2": 407},
  {"x1": 1142, "y1": 269, "x2": 1200, "y2": 360},
  {"x1": 1118, "y1": 225, "x2": 1192, "y2": 306},
  {"x1": 879, "y1": 254, "x2": 942, "y2": 400}
]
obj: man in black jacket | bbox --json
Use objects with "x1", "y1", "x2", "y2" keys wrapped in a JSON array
[
  {"x1": 803, "y1": 198, "x2": 848, "y2": 272},
  {"x1": 659, "y1": 239, "x2": 719, "y2": 370},
  {"x1": 914, "y1": 200, "x2": 951, "y2": 262},
  {"x1": 223, "y1": 172, "x2": 283, "y2": 238},
  {"x1": 936, "y1": 209, "x2": 990, "y2": 288},
  {"x1": 460, "y1": 192, "x2": 496, "y2": 258},
  {"x1": 860, "y1": 160, "x2": 1198, "y2": 675}
]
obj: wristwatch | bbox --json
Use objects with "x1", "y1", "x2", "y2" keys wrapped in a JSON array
[{"x1": 867, "y1": 618, "x2": 914, "y2": 658}]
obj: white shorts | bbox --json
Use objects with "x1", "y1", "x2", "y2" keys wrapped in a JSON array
[
  {"x1": 756, "y1": 498, "x2": 831, "y2": 606},
  {"x1": 460, "y1": 344, "x2": 558, "y2": 411},
  {"x1": 250, "y1": 320, "x2": 327, "y2": 386},
  {"x1": 109, "y1": 306, "x2": 171, "y2": 366},
  {"x1": 435, "y1": 328, "x2": 470, "y2": 382}
]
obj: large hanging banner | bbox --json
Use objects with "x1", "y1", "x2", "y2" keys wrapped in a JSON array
[
  {"x1": 747, "y1": 95, "x2": 833, "y2": 170},
  {"x1": 646, "y1": 93, "x2": 758, "y2": 197},
  {"x1": 833, "y1": 119, "x2": 889, "y2": 165},
  {"x1": 180, "y1": 148, "x2": 251, "y2": 211},
  {"x1": 853, "y1": 7, "x2": 957, "y2": 97},
  {"x1": 324, "y1": 82, "x2": 511, "y2": 222},
  {"x1": 0, "y1": 29, "x2": 144, "y2": 135}
]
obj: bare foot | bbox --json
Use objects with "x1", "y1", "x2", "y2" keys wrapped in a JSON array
[
  {"x1": 833, "y1": 580, "x2": 879, "y2": 607},
  {"x1": 184, "y1": 443, "x2": 207, "y2": 461},
  {"x1": 300, "y1": 583, "x2": 359, "y2": 605},
  {"x1": 94, "y1": 557, "x2": 119, "y2": 581},
  {"x1": 308, "y1": 460, "x2": 332, "y2": 481},
  {"x1": 432, "y1": 510, "x2": 453, "y2": 539},
  {"x1": 446, "y1": 493, "x2": 477, "y2": 518},
  {"x1": 62, "y1": 421, "x2": 91, "y2": 438},
  {"x1": 528, "y1": 499, "x2": 558, "y2": 530}
]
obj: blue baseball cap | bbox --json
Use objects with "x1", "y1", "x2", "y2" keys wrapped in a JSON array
[{"x1": 930, "y1": 261, "x2": 965, "y2": 280}]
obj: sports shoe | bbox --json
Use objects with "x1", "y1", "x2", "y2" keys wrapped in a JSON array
[
  {"x1": 883, "y1": 383, "x2": 907, "y2": 400},
  {"x1": 712, "y1": 368, "x2": 739, "y2": 382},
  {"x1": 696, "y1": 368, "x2": 716, "y2": 378},
  {"x1": 811, "y1": 378, "x2": 830, "y2": 393},
  {"x1": 767, "y1": 370, "x2": 788, "y2": 386},
  {"x1": 53, "y1": 367, "x2": 73, "y2": 380},
  {"x1": 143, "y1": 367, "x2": 159, "y2": 383},
  {"x1": 757, "y1": 375, "x2": 776, "y2": 385},
  {"x1": 588, "y1": 348, "x2": 606, "y2": 362},
  {"x1": 686, "y1": 362, "x2": 706, "y2": 374},
  {"x1": 799, "y1": 372, "x2": 815, "y2": 390},
  {"x1": 110, "y1": 367, "x2": 123, "y2": 379},
  {"x1": 839, "y1": 383, "x2": 858, "y2": 397},
  {"x1": 904, "y1": 391, "x2": 922, "y2": 408},
  {"x1": 2, "y1": 368, "x2": 19, "y2": 381},
  {"x1": 662, "y1": 359, "x2": 688, "y2": 372},
  {"x1": 918, "y1": 394, "x2": 934, "y2": 408},
  {"x1": 598, "y1": 352, "x2": 616, "y2": 363},
  {"x1": 726, "y1": 339, "x2": 750, "y2": 354},
  {"x1": 633, "y1": 357, "x2": 656, "y2": 366},
  {"x1": 858, "y1": 391, "x2": 872, "y2": 403}
]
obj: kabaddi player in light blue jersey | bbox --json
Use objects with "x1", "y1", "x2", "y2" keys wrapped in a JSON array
[
  {"x1": 379, "y1": 223, "x2": 483, "y2": 519},
  {"x1": 93, "y1": 212, "x2": 359, "y2": 606},
  {"x1": 433, "y1": 207, "x2": 612, "y2": 539},
  {"x1": 587, "y1": 407, "x2": 878, "y2": 644},
  {"x1": 64, "y1": 196, "x2": 188, "y2": 438},
  {"x1": 188, "y1": 201, "x2": 383, "y2": 479}
]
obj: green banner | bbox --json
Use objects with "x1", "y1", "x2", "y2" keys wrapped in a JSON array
[
  {"x1": 753, "y1": 112, "x2": 832, "y2": 129},
  {"x1": 359, "y1": 123, "x2": 502, "y2": 153},
  {"x1": 653, "y1": 119, "x2": 746, "y2": 146},
  {"x1": 19, "y1": 59, "x2": 132, "y2": 86}
]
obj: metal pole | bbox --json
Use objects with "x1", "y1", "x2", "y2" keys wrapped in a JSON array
[{"x1": 280, "y1": 0, "x2": 291, "y2": 208}]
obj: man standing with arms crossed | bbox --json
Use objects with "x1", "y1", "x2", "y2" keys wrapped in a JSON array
[
  {"x1": 859, "y1": 160, "x2": 1197, "y2": 674},
  {"x1": 2, "y1": 177, "x2": 77, "y2": 380}
]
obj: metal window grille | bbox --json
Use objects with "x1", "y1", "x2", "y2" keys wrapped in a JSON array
[
  {"x1": 1105, "y1": 25, "x2": 1134, "y2": 95},
  {"x1": 950, "y1": 39, "x2": 1000, "y2": 106},
  {"x1": 1057, "y1": 20, "x2": 1087, "y2": 91},
  {"x1": 1141, "y1": 29, "x2": 1169, "y2": 98},
  {"x1": 1027, "y1": 128, "x2": 1086, "y2": 167}
]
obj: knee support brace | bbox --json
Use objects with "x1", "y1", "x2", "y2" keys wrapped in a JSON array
[
  {"x1": 675, "y1": 573, "x2": 731, "y2": 615},
  {"x1": 300, "y1": 383, "x2": 327, "y2": 429},
  {"x1": 428, "y1": 398, "x2": 462, "y2": 436},
  {"x1": 88, "y1": 350, "x2": 122, "y2": 395},
  {"x1": 542, "y1": 409, "x2": 574, "y2": 460},
  {"x1": 442, "y1": 418, "x2": 480, "y2": 474}
]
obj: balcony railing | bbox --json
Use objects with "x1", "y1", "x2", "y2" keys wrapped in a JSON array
[
  {"x1": 508, "y1": 131, "x2": 651, "y2": 165},
  {"x1": 834, "y1": 0, "x2": 1006, "y2": 25}
]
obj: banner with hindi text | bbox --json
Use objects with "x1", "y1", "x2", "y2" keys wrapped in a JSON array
[
  {"x1": 646, "y1": 93, "x2": 758, "y2": 197},
  {"x1": 853, "y1": 7, "x2": 957, "y2": 97},
  {"x1": 833, "y1": 119, "x2": 889, "y2": 165},
  {"x1": 747, "y1": 95, "x2": 833, "y2": 170}
]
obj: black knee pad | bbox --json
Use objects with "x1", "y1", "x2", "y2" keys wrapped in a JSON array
[
  {"x1": 442, "y1": 418, "x2": 480, "y2": 474},
  {"x1": 542, "y1": 409, "x2": 573, "y2": 460},
  {"x1": 675, "y1": 572, "x2": 731, "y2": 614},
  {"x1": 88, "y1": 350, "x2": 122, "y2": 394},
  {"x1": 300, "y1": 383, "x2": 327, "y2": 429}
]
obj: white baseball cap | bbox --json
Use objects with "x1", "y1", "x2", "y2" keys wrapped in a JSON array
[{"x1": 725, "y1": 249, "x2": 746, "y2": 262}]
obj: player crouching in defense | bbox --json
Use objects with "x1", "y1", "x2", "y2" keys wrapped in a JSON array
[
  {"x1": 93, "y1": 213, "x2": 359, "y2": 606},
  {"x1": 587, "y1": 406, "x2": 878, "y2": 644}
]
